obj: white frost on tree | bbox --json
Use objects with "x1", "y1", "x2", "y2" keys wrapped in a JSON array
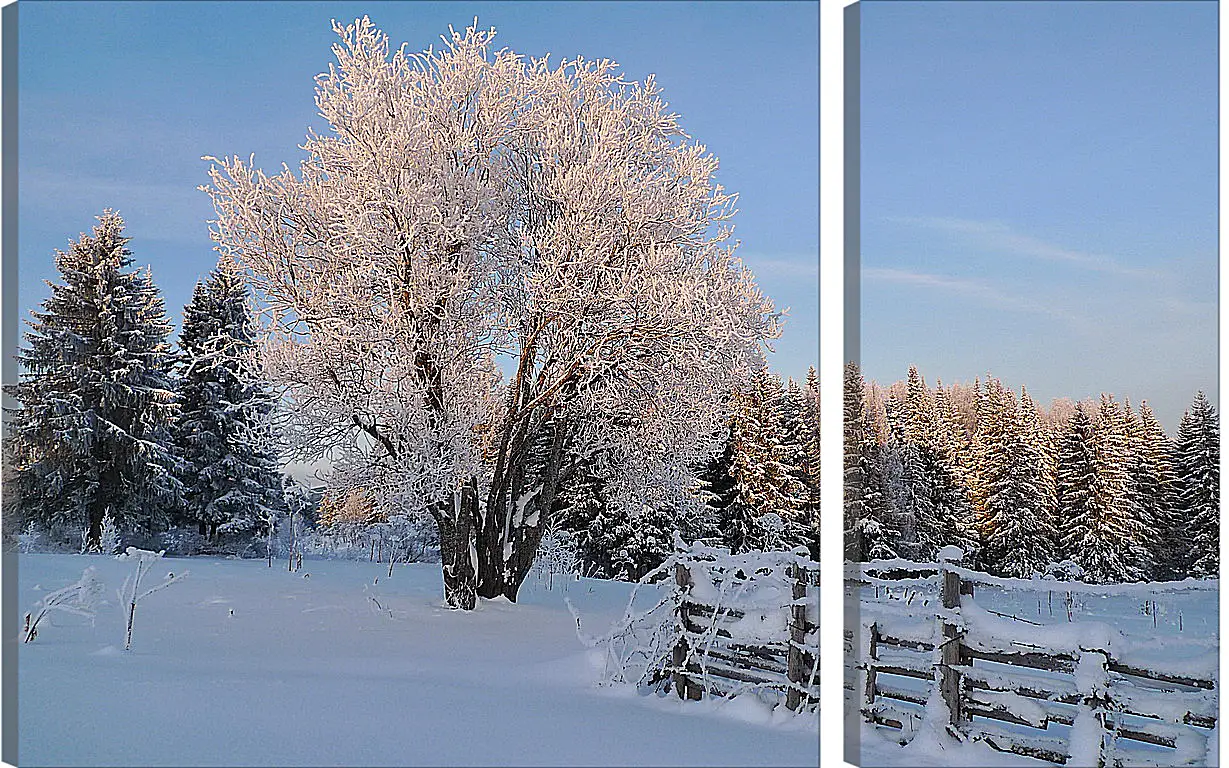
[{"x1": 203, "y1": 18, "x2": 778, "y2": 609}]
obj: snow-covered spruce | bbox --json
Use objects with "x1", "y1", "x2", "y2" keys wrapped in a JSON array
[
  {"x1": 173, "y1": 255, "x2": 285, "y2": 545},
  {"x1": 1172, "y1": 391, "x2": 1219, "y2": 577},
  {"x1": 6, "y1": 211, "x2": 179, "y2": 549}
]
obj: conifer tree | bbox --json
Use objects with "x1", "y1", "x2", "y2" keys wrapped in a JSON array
[
  {"x1": 720, "y1": 368, "x2": 808, "y2": 553},
  {"x1": 901, "y1": 366, "x2": 935, "y2": 445},
  {"x1": 174, "y1": 255, "x2": 286, "y2": 540},
  {"x1": 1055, "y1": 403, "x2": 1096, "y2": 563},
  {"x1": 695, "y1": 420, "x2": 737, "y2": 534},
  {"x1": 1128, "y1": 401, "x2": 1177, "y2": 579},
  {"x1": 844, "y1": 362, "x2": 896, "y2": 561},
  {"x1": 971, "y1": 378, "x2": 1014, "y2": 570},
  {"x1": 1063, "y1": 396, "x2": 1148, "y2": 582},
  {"x1": 883, "y1": 397, "x2": 927, "y2": 560},
  {"x1": 781, "y1": 376, "x2": 819, "y2": 556},
  {"x1": 992, "y1": 389, "x2": 1057, "y2": 577},
  {"x1": 978, "y1": 386, "x2": 1056, "y2": 577},
  {"x1": 929, "y1": 385, "x2": 977, "y2": 556},
  {"x1": 7, "y1": 212, "x2": 179, "y2": 548},
  {"x1": 800, "y1": 367, "x2": 822, "y2": 559},
  {"x1": 555, "y1": 456, "x2": 616, "y2": 577},
  {"x1": 1172, "y1": 392, "x2": 1219, "y2": 577}
]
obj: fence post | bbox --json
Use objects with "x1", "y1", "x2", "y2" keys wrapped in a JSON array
[
  {"x1": 672, "y1": 562, "x2": 701, "y2": 701},
  {"x1": 786, "y1": 560, "x2": 811, "y2": 711},
  {"x1": 1074, "y1": 648, "x2": 1113, "y2": 768},
  {"x1": 937, "y1": 549, "x2": 964, "y2": 732},
  {"x1": 863, "y1": 620, "x2": 879, "y2": 714}
]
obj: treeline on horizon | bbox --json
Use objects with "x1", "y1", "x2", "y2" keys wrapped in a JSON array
[
  {"x1": 843, "y1": 362, "x2": 1219, "y2": 583},
  {"x1": 3, "y1": 213, "x2": 821, "y2": 583}
]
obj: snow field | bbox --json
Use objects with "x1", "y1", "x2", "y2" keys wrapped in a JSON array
[{"x1": 18, "y1": 553, "x2": 818, "y2": 766}]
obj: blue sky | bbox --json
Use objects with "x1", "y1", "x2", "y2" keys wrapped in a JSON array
[
  {"x1": 859, "y1": 0, "x2": 1217, "y2": 432},
  {"x1": 16, "y1": 0, "x2": 818, "y2": 381}
]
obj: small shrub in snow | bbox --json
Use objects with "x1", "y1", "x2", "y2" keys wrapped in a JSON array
[
  {"x1": 23, "y1": 566, "x2": 104, "y2": 643},
  {"x1": 17, "y1": 522, "x2": 42, "y2": 554},
  {"x1": 572, "y1": 535, "x2": 817, "y2": 713},
  {"x1": 118, "y1": 548, "x2": 188, "y2": 651},
  {"x1": 99, "y1": 513, "x2": 121, "y2": 556},
  {"x1": 535, "y1": 528, "x2": 581, "y2": 590},
  {"x1": 159, "y1": 527, "x2": 209, "y2": 557}
]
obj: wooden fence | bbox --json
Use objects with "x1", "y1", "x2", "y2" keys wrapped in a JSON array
[
  {"x1": 847, "y1": 555, "x2": 1217, "y2": 766},
  {"x1": 667, "y1": 552, "x2": 819, "y2": 712}
]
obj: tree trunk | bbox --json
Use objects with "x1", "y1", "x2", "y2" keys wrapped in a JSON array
[
  {"x1": 435, "y1": 482, "x2": 478, "y2": 610},
  {"x1": 496, "y1": 416, "x2": 569, "y2": 602}
]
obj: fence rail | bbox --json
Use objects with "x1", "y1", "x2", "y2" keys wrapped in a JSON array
[
  {"x1": 666, "y1": 552, "x2": 819, "y2": 712},
  {"x1": 848, "y1": 555, "x2": 1217, "y2": 766}
]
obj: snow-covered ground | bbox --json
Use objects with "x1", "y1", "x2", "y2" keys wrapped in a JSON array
[{"x1": 16, "y1": 553, "x2": 819, "y2": 767}]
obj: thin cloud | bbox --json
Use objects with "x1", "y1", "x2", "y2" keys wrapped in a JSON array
[
  {"x1": 739, "y1": 254, "x2": 819, "y2": 279},
  {"x1": 888, "y1": 216, "x2": 1165, "y2": 281},
  {"x1": 863, "y1": 266, "x2": 1083, "y2": 322}
]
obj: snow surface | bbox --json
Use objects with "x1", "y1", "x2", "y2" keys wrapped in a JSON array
[
  {"x1": 854, "y1": 722, "x2": 1044, "y2": 767},
  {"x1": 17, "y1": 553, "x2": 819, "y2": 766}
]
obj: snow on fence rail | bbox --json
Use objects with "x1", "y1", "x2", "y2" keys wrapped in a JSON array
[
  {"x1": 846, "y1": 550, "x2": 1217, "y2": 766},
  {"x1": 577, "y1": 538, "x2": 818, "y2": 713},
  {"x1": 666, "y1": 543, "x2": 819, "y2": 712}
]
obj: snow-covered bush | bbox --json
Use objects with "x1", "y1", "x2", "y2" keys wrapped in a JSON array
[
  {"x1": 755, "y1": 512, "x2": 787, "y2": 551},
  {"x1": 24, "y1": 566, "x2": 104, "y2": 642},
  {"x1": 118, "y1": 548, "x2": 187, "y2": 650},
  {"x1": 534, "y1": 528, "x2": 581, "y2": 590},
  {"x1": 158, "y1": 527, "x2": 211, "y2": 557},
  {"x1": 1044, "y1": 559, "x2": 1085, "y2": 582},
  {"x1": 17, "y1": 522, "x2": 43, "y2": 554},
  {"x1": 374, "y1": 513, "x2": 439, "y2": 572}
]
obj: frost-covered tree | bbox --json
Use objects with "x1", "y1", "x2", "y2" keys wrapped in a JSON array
[
  {"x1": 6, "y1": 212, "x2": 179, "y2": 548},
  {"x1": 980, "y1": 388, "x2": 1057, "y2": 578},
  {"x1": 1062, "y1": 396, "x2": 1148, "y2": 582},
  {"x1": 719, "y1": 368, "x2": 809, "y2": 554},
  {"x1": 204, "y1": 19, "x2": 778, "y2": 608},
  {"x1": 1172, "y1": 391, "x2": 1219, "y2": 577},
  {"x1": 1126, "y1": 401, "x2": 1177, "y2": 579},
  {"x1": 844, "y1": 362, "x2": 895, "y2": 561},
  {"x1": 174, "y1": 256, "x2": 285, "y2": 540},
  {"x1": 1055, "y1": 403, "x2": 1096, "y2": 563}
]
